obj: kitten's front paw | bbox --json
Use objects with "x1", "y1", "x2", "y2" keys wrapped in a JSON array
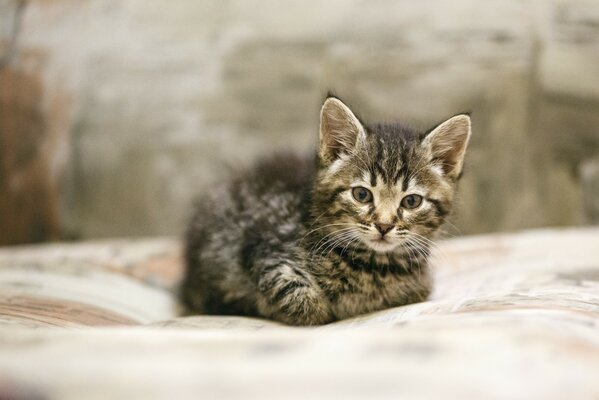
[
  {"x1": 274, "y1": 288, "x2": 333, "y2": 326},
  {"x1": 259, "y1": 279, "x2": 333, "y2": 326}
]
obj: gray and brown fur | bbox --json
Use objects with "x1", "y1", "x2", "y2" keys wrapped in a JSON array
[{"x1": 181, "y1": 94, "x2": 472, "y2": 325}]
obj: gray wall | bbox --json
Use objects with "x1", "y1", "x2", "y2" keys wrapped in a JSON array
[{"x1": 1, "y1": 0, "x2": 598, "y2": 242}]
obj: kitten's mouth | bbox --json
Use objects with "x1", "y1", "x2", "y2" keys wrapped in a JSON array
[{"x1": 365, "y1": 237, "x2": 400, "y2": 253}]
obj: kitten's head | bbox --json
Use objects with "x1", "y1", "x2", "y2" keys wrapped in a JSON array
[{"x1": 312, "y1": 95, "x2": 471, "y2": 254}]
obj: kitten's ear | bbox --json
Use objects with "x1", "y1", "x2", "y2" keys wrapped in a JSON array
[
  {"x1": 319, "y1": 96, "x2": 366, "y2": 165},
  {"x1": 422, "y1": 114, "x2": 472, "y2": 179}
]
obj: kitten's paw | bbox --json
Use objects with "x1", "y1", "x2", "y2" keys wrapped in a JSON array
[
  {"x1": 259, "y1": 278, "x2": 333, "y2": 326},
  {"x1": 274, "y1": 288, "x2": 333, "y2": 326}
]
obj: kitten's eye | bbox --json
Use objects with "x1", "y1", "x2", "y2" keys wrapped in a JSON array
[
  {"x1": 401, "y1": 194, "x2": 423, "y2": 209},
  {"x1": 351, "y1": 187, "x2": 373, "y2": 203}
]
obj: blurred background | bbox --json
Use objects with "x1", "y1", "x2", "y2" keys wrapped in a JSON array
[{"x1": 0, "y1": 0, "x2": 598, "y2": 246}]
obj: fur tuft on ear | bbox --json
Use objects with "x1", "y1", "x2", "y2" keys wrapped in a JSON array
[
  {"x1": 422, "y1": 114, "x2": 472, "y2": 179},
  {"x1": 319, "y1": 97, "x2": 365, "y2": 165}
]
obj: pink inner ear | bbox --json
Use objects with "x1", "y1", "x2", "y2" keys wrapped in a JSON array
[
  {"x1": 436, "y1": 146, "x2": 464, "y2": 175},
  {"x1": 320, "y1": 99, "x2": 363, "y2": 162},
  {"x1": 425, "y1": 115, "x2": 471, "y2": 177}
]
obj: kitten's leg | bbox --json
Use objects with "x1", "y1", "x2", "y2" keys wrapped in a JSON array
[{"x1": 254, "y1": 260, "x2": 333, "y2": 326}]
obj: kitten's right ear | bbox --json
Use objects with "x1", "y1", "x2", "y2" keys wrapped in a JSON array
[
  {"x1": 422, "y1": 114, "x2": 472, "y2": 179},
  {"x1": 319, "y1": 96, "x2": 366, "y2": 165}
]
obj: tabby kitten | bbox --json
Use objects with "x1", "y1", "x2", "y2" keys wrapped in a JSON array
[{"x1": 181, "y1": 95, "x2": 471, "y2": 325}]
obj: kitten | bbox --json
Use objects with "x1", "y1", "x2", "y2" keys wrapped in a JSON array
[{"x1": 181, "y1": 94, "x2": 471, "y2": 326}]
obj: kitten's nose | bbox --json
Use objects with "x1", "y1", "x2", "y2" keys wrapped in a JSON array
[{"x1": 374, "y1": 223, "x2": 394, "y2": 236}]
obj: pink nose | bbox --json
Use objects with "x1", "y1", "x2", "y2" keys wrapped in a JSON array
[{"x1": 374, "y1": 223, "x2": 394, "y2": 236}]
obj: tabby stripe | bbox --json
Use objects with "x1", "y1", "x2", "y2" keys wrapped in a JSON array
[
  {"x1": 272, "y1": 281, "x2": 308, "y2": 303},
  {"x1": 374, "y1": 161, "x2": 386, "y2": 183},
  {"x1": 332, "y1": 247, "x2": 413, "y2": 276},
  {"x1": 329, "y1": 187, "x2": 346, "y2": 202},
  {"x1": 427, "y1": 198, "x2": 449, "y2": 217},
  {"x1": 393, "y1": 165, "x2": 408, "y2": 189}
]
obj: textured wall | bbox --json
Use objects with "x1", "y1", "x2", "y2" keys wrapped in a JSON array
[{"x1": 1, "y1": 0, "x2": 598, "y2": 242}]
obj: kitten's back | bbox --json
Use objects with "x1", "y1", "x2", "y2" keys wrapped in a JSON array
[{"x1": 181, "y1": 152, "x2": 315, "y2": 314}]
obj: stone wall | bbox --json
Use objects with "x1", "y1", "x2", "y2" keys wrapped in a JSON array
[{"x1": 0, "y1": 0, "x2": 598, "y2": 243}]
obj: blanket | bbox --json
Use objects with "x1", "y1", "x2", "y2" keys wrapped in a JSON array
[{"x1": 0, "y1": 228, "x2": 598, "y2": 399}]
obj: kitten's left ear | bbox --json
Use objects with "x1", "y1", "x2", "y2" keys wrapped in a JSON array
[
  {"x1": 319, "y1": 96, "x2": 366, "y2": 165},
  {"x1": 422, "y1": 114, "x2": 472, "y2": 179}
]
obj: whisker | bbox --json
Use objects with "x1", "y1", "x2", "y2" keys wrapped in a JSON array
[
  {"x1": 300, "y1": 223, "x2": 358, "y2": 244},
  {"x1": 442, "y1": 219, "x2": 462, "y2": 236},
  {"x1": 403, "y1": 237, "x2": 431, "y2": 279},
  {"x1": 339, "y1": 236, "x2": 361, "y2": 256},
  {"x1": 305, "y1": 209, "x2": 330, "y2": 231},
  {"x1": 407, "y1": 232, "x2": 451, "y2": 268},
  {"x1": 400, "y1": 242, "x2": 416, "y2": 273},
  {"x1": 308, "y1": 227, "x2": 357, "y2": 255},
  {"x1": 323, "y1": 232, "x2": 360, "y2": 259},
  {"x1": 323, "y1": 230, "x2": 358, "y2": 252},
  {"x1": 316, "y1": 230, "x2": 358, "y2": 261},
  {"x1": 309, "y1": 228, "x2": 357, "y2": 262}
]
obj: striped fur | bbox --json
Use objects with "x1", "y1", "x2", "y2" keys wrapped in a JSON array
[{"x1": 181, "y1": 95, "x2": 471, "y2": 325}]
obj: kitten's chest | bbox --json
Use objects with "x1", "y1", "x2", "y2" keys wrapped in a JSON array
[{"x1": 320, "y1": 259, "x2": 430, "y2": 320}]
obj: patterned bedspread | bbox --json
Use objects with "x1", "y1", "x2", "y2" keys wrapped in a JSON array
[{"x1": 0, "y1": 228, "x2": 598, "y2": 399}]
